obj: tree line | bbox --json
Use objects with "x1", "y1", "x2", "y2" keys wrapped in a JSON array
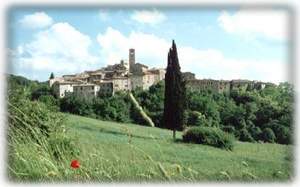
[{"x1": 7, "y1": 67, "x2": 293, "y2": 145}]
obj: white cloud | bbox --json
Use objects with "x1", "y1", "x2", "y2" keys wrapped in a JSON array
[
  {"x1": 97, "y1": 27, "x2": 169, "y2": 67},
  {"x1": 19, "y1": 12, "x2": 53, "y2": 29},
  {"x1": 218, "y1": 10, "x2": 288, "y2": 41},
  {"x1": 131, "y1": 9, "x2": 167, "y2": 25},
  {"x1": 11, "y1": 22, "x2": 99, "y2": 80},
  {"x1": 97, "y1": 27, "x2": 287, "y2": 83}
]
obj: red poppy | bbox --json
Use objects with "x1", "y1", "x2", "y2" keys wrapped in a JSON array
[{"x1": 70, "y1": 159, "x2": 80, "y2": 169}]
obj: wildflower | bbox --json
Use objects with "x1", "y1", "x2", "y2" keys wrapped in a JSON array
[{"x1": 70, "y1": 159, "x2": 80, "y2": 169}]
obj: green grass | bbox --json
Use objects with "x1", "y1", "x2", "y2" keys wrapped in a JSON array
[
  {"x1": 8, "y1": 112, "x2": 293, "y2": 182},
  {"x1": 62, "y1": 114, "x2": 293, "y2": 182}
]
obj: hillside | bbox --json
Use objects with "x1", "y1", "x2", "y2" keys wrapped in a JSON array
[{"x1": 64, "y1": 114, "x2": 293, "y2": 182}]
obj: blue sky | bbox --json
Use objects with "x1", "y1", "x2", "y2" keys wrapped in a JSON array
[{"x1": 7, "y1": 7, "x2": 290, "y2": 83}]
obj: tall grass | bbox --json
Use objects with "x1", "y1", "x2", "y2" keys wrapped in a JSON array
[{"x1": 7, "y1": 100, "x2": 82, "y2": 182}]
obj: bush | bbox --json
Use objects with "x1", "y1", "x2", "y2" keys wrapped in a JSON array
[
  {"x1": 261, "y1": 128, "x2": 276, "y2": 143},
  {"x1": 248, "y1": 126, "x2": 262, "y2": 141},
  {"x1": 274, "y1": 126, "x2": 291, "y2": 144},
  {"x1": 182, "y1": 126, "x2": 235, "y2": 150},
  {"x1": 31, "y1": 84, "x2": 52, "y2": 100},
  {"x1": 38, "y1": 95, "x2": 59, "y2": 112},
  {"x1": 222, "y1": 126, "x2": 235, "y2": 134},
  {"x1": 187, "y1": 111, "x2": 209, "y2": 127},
  {"x1": 239, "y1": 128, "x2": 254, "y2": 142}
]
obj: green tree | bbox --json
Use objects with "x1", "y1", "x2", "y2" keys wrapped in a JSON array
[
  {"x1": 31, "y1": 84, "x2": 52, "y2": 100},
  {"x1": 261, "y1": 128, "x2": 276, "y2": 143},
  {"x1": 163, "y1": 40, "x2": 186, "y2": 140},
  {"x1": 49, "y1": 72, "x2": 54, "y2": 79}
]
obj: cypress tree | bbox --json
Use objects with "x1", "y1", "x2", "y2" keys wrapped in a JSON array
[
  {"x1": 49, "y1": 72, "x2": 54, "y2": 79},
  {"x1": 163, "y1": 40, "x2": 186, "y2": 140}
]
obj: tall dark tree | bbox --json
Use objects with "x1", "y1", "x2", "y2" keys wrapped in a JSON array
[
  {"x1": 163, "y1": 40, "x2": 186, "y2": 140},
  {"x1": 49, "y1": 72, "x2": 54, "y2": 79}
]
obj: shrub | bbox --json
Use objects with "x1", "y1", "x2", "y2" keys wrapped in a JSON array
[
  {"x1": 182, "y1": 126, "x2": 235, "y2": 150},
  {"x1": 268, "y1": 120, "x2": 292, "y2": 144},
  {"x1": 222, "y1": 126, "x2": 235, "y2": 134},
  {"x1": 261, "y1": 128, "x2": 276, "y2": 143},
  {"x1": 187, "y1": 111, "x2": 209, "y2": 127},
  {"x1": 31, "y1": 84, "x2": 52, "y2": 100},
  {"x1": 239, "y1": 128, "x2": 254, "y2": 142},
  {"x1": 38, "y1": 95, "x2": 59, "y2": 112},
  {"x1": 274, "y1": 126, "x2": 291, "y2": 144},
  {"x1": 248, "y1": 126, "x2": 262, "y2": 141}
]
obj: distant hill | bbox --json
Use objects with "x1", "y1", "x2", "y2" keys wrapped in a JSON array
[{"x1": 6, "y1": 74, "x2": 48, "y2": 87}]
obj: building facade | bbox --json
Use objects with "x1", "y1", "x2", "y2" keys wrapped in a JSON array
[
  {"x1": 73, "y1": 84, "x2": 100, "y2": 97},
  {"x1": 52, "y1": 81, "x2": 78, "y2": 98},
  {"x1": 50, "y1": 48, "x2": 165, "y2": 98},
  {"x1": 186, "y1": 79, "x2": 267, "y2": 93}
]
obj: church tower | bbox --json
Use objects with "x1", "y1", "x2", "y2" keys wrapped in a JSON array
[{"x1": 129, "y1": 48, "x2": 135, "y2": 72}]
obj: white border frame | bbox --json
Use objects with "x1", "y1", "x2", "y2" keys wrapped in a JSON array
[{"x1": 1, "y1": 0, "x2": 299, "y2": 187}]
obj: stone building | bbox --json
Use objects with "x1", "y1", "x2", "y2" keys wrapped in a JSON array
[
  {"x1": 186, "y1": 78, "x2": 268, "y2": 93},
  {"x1": 230, "y1": 79, "x2": 251, "y2": 91},
  {"x1": 111, "y1": 77, "x2": 131, "y2": 92},
  {"x1": 187, "y1": 79, "x2": 230, "y2": 93},
  {"x1": 129, "y1": 48, "x2": 135, "y2": 73},
  {"x1": 99, "y1": 81, "x2": 113, "y2": 96},
  {"x1": 50, "y1": 48, "x2": 165, "y2": 98},
  {"x1": 182, "y1": 72, "x2": 196, "y2": 81},
  {"x1": 130, "y1": 69, "x2": 165, "y2": 90},
  {"x1": 52, "y1": 81, "x2": 79, "y2": 98},
  {"x1": 73, "y1": 84, "x2": 100, "y2": 97},
  {"x1": 49, "y1": 77, "x2": 64, "y2": 87}
]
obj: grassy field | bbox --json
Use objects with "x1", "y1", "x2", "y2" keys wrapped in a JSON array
[
  {"x1": 8, "y1": 113, "x2": 293, "y2": 182},
  {"x1": 63, "y1": 114, "x2": 293, "y2": 182}
]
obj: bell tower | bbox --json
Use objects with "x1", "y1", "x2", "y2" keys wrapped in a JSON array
[{"x1": 129, "y1": 48, "x2": 135, "y2": 72}]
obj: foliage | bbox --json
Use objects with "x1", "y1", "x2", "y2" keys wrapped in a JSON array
[
  {"x1": 50, "y1": 72, "x2": 54, "y2": 79},
  {"x1": 31, "y1": 83, "x2": 53, "y2": 100},
  {"x1": 128, "y1": 92, "x2": 155, "y2": 127},
  {"x1": 38, "y1": 95, "x2": 60, "y2": 112},
  {"x1": 238, "y1": 128, "x2": 254, "y2": 142},
  {"x1": 7, "y1": 79, "x2": 80, "y2": 178},
  {"x1": 186, "y1": 110, "x2": 209, "y2": 127},
  {"x1": 7, "y1": 73, "x2": 294, "y2": 144},
  {"x1": 60, "y1": 94, "x2": 94, "y2": 116},
  {"x1": 182, "y1": 126, "x2": 235, "y2": 150},
  {"x1": 60, "y1": 92, "x2": 131, "y2": 123},
  {"x1": 222, "y1": 126, "x2": 235, "y2": 134},
  {"x1": 187, "y1": 90, "x2": 220, "y2": 127},
  {"x1": 163, "y1": 40, "x2": 186, "y2": 137},
  {"x1": 132, "y1": 81, "x2": 165, "y2": 127},
  {"x1": 261, "y1": 128, "x2": 276, "y2": 143}
]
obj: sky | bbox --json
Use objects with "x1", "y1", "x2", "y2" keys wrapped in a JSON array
[{"x1": 7, "y1": 7, "x2": 291, "y2": 83}]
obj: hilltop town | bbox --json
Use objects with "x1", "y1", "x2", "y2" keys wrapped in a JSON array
[
  {"x1": 49, "y1": 48, "x2": 273, "y2": 98},
  {"x1": 50, "y1": 49, "x2": 165, "y2": 97}
]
